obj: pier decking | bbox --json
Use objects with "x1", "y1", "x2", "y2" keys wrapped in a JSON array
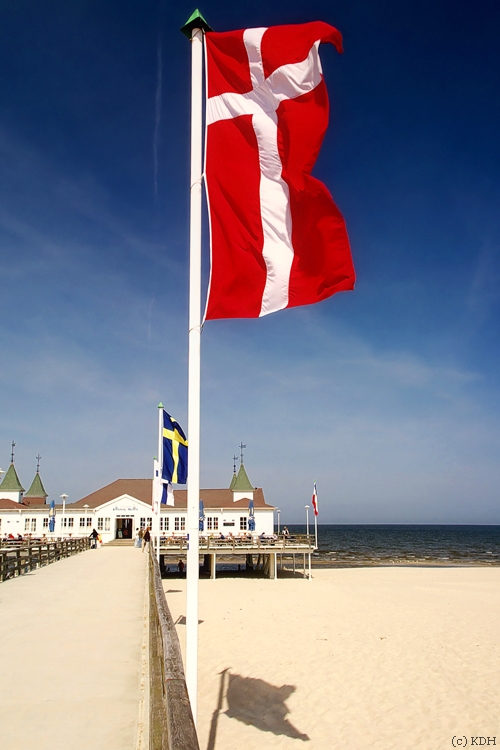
[{"x1": 0, "y1": 545, "x2": 149, "y2": 750}]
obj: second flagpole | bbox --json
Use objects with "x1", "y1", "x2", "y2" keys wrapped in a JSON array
[{"x1": 157, "y1": 403, "x2": 163, "y2": 563}]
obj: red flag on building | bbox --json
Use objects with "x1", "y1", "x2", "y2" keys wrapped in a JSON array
[{"x1": 204, "y1": 22, "x2": 355, "y2": 320}]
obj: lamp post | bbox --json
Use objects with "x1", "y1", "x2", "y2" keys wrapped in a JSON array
[
  {"x1": 60, "y1": 494, "x2": 68, "y2": 536},
  {"x1": 276, "y1": 508, "x2": 280, "y2": 534},
  {"x1": 305, "y1": 505, "x2": 310, "y2": 538}
]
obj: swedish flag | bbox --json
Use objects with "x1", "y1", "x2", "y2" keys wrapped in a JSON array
[{"x1": 162, "y1": 410, "x2": 188, "y2": 484}]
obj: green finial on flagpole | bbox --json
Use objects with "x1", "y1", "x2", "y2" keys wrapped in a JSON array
[
  {"x1": 158, "y1": 402, "x2": 163, "y2": 409},
  {"x1": 180, "y1": 9, "x2": 212, "y2": 38}
]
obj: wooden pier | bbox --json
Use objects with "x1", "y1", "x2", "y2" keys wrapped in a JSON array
[
  {"x1": 158, "y1": 533, "x2": 316, "y2": 579},
  {"x1": 0, "y1": 537, "x2": 90, "y2": 581}
]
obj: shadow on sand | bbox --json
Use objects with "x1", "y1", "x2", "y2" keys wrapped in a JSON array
[{"x1": 206, "y1": 668, "x2": 309, "y2": 750}]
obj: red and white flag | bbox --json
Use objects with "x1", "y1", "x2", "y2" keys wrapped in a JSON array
[
  {"x1": 312, "y1": 481, "x2": 319, "y2": 516},
  {"x1": 204, "y1": 22, "x2": 355, "y2": 320}
]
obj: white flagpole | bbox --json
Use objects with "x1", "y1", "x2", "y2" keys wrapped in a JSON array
[
  {"x1": 314, "y1": 512, "x2": 318, "y2": 550},
  {"x1": 157, "y1": 403, "x2": 163, "y2": 563},
  {"x1": 185, "y1": 21, "x2": 204, "y2": 724}
]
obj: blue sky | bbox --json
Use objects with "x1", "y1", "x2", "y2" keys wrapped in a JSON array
[{"x1": 1, "y1": 0, "x2": 499, "y2": 523}]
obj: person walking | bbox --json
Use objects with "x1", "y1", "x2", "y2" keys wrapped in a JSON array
[
  {"x1": 89, "y1": 528, "x2": 99, "y2": 549},
  {"x1": 142, "y1": 527, "x2": 151, "y2": 553}
]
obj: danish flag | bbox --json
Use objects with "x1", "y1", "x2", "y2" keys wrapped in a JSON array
[{"x1": 204, "y1": 22, "x2": 355, "y2": 320}]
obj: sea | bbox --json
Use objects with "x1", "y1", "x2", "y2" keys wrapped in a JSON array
[{"x1": 284, "y1": 525, "x2": 500, "y2": 567}]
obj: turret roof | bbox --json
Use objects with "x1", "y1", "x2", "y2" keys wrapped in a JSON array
[
  {"x1": 25, "y1": 472, "x2": 48, "y2": 498},
  {"x1": 231, "y1": 464, "x2": 254, "y2": 492},
  {"x1": 0, "y1": 464, "x2": 25, "y2": 492}
]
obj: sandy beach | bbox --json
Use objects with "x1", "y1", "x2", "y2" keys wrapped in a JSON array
[{"x1": 164, "y1": 567, "x2": 500, "y2": 750}]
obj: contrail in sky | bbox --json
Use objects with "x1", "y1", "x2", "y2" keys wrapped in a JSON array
[
  {"x1": 153, "y1": 33, "x2": 162, "y2": 200},
  {"x1": 148, "y1": 296, "x2": 155, "y2": 341}
]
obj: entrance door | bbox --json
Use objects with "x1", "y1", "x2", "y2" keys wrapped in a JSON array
[{"x1": 116, "y1": 518, "x2": 133, "y2": 539}]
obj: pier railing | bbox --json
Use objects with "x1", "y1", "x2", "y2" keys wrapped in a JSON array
[
  {"x1": 0, "y1": 538, "x2": 91, "y2": 582},
  {"x1": 158, "y1": 532, "x2": 315, "y2": 551},
  {"x1": 149, "y1": 545, "x2": 199, "y2": 750}
]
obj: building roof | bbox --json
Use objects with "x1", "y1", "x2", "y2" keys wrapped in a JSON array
[
  {"x1": 183, "y1": 488, "x2": 271, "y2": 509},
  {"x1": 0, "y1": 498, "x2": 25, "y2": 509},
  {"x1": 70, "y1": 479, "x2": 153, "y2": 508},
  {"x1": 67, "y1": 479, "x2": 274, "y2": 510},
  {"x1": 25, "y1": 472, "x2": 48, "y2": 499},
  {"x1": 0, "y1": 464, "x2": 25, "y2": 492},
  {"x1": 231, "y1": 464, "x2": 254, "y2": 492}
]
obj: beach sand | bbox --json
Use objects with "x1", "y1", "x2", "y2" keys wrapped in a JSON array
[{"x1": 163, "y1": 567, "x2": 500, "y2": 750}]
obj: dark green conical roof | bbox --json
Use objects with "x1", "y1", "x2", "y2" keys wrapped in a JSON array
[
  {"x1": 0, "y1": 464, "x2": 25, "y2": 492},
  {"x1": 180, "y1": 9, "x2": 212, "y2": 38},
  {"x1": 231, "y1": 464, "x2": 254, "y2": 492},
  {"x1": 25, "y1": 472, "x2": 48, "y2": 498}
]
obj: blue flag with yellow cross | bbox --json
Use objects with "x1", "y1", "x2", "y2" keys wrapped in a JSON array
[{"x1": 162, "y1": 409, "x2": 188, "y2": 485}]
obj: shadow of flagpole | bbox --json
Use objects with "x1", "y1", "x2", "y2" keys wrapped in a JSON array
[{"x1": 206, "y1": 668, "x2": 228, "y2": 750}]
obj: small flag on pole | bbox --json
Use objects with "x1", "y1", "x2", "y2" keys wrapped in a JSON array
[
  {"x1": 162, "y1": 410, "x2": 188, "y2": 484},
  {"x1": 312, "y1": 482, "x2": 319, "y2": 517},
  {"x1": 166, "y1": 482, "x2": 174, "y2": 507},
  {"x1": 48, "y1": 498, "x2": 56, "y2": 532}
]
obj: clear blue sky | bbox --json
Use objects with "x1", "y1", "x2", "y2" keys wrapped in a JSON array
[{"x1": 1, "y1": 0, "x2": 499, "y2": 523}]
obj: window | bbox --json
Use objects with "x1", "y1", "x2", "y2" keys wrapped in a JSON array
[
  {"x1": 43, "y1": 518, "x2": 49, "y2": 529},
  {"x1": 61, "y1": 517, "x2": 67, "y2": 527},
  {"x1": 213, "y1": 517, "x2": 218, "y2": 530},
  {"x1": 31, "y1": 518, "x2": 36, "y2": 532},
  {"x1": 240, "y1": 517, "x2": 247, "y2": 531},
  {"x1": 174, "y1": 517, "x2": 185, "y2": 531},
  {"x1": 68, "y1": 518, "x2": 74, "y2": 528},
  {"x1": 86, "y1": 518, "x2": 92, "y2": 527},
  {"x1": 140, "y1": 517, "x2": 152, "y2": 529},
  {"x1": 104, "y1": 518, "x2": 110, "y2": 531},
  {"x1": 207, "y1": 517, "x2": 219, "y2": 531},
  {"x1": 97, "y1": 518, "x2": 103, "y2": 531},
  {"x1": 207, "y1": 517, "x2": 212, "y2": 531},
  {"x1": 174, "y1": 517, "x2": 179, "y2": 531},
  {"x1": 25, "y1": 518, "x2": 30, "y2": 531},
  {"x1": 160, "y1": 517, "x2": 169, "y2": 532},
  {"x1": 80, "y1": 518, "x2": 85, "y2": 528},
  {"x1": 180, "y1": 517, "x2": 186, "y2": 531}
]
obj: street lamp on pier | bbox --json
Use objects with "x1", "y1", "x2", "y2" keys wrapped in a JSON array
[{"x1": 60, "y1": 494, "x2": 68, "y2": 536}]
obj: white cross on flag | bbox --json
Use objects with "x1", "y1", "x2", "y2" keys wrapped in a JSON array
[{"x1": 204, "y1": 22, "x2": 355, "y2": 320}]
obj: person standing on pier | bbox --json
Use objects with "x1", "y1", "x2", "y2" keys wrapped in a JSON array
[{"x1": 142, "y1": 527, "x2": 151, "y2": 553}]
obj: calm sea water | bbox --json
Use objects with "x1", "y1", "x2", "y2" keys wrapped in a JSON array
[{"x1": 283, "y1": 525, "x2": 500, "y2": 566}]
